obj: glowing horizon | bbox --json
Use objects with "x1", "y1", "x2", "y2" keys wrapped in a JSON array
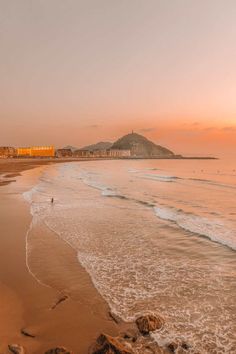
[{"x1": 1, "y1": 1, "x2": 236, "y2": 156}]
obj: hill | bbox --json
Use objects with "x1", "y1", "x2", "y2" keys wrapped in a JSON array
[
  {"x1": 111, "y1": 132, "x2": 175, "y2": 157},
  {"x1": 81, "y1": 141, "x2": 113, "y2": 151},
  {"x1": 63, "y1": 145, "x2": 78, "y2": 152}
]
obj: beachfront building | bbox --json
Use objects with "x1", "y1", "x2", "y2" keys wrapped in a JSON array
[
  {"x1": 17, "y1": 147, "x2": 32, "y2": 157},
  {"x1": 108, "y1": 149, "x2": 131, "y2": 158},
  {"x1": 31, "y1": 146, "x2": 55, "y2": 157},
  {"x1": 17, "y1": 146, "x2": 55, "y2": 157},
  {"x1": 0, "y1": 146, "x2": 17, "y2": 158},
  {"x1": 93, "y1": 149, "x2": 109, "y2": 158},
  {"x1": 73, "y1": 149, "x2": 131, "y2": 158},
  {"x1": 56, "y1": 148, "x2": 73, "y2": 158},
  {"x1": 73, "y1": 149, "x2": 91, "y2": 158},
  {"x1": 72, "y1": 149, "x2": 131, "y2": 158}
]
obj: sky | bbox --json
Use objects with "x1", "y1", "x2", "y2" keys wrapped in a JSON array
[{"x1": 1, "y1": 0, "x2": 236, "y2": 156}]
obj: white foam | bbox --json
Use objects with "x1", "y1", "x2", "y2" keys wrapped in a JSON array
[
  {"x1": 139, "y1": 173, "x2": 179, "y2": 183},
  {"x1": 154, "y1": 205, "x2": 236, "y2": 250}
]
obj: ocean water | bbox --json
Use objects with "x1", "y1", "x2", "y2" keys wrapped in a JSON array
[{"x1": 24, "y1": 159, "x2": 236, "y2": 353}]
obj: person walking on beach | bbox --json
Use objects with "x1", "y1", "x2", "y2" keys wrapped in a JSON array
[{"x1": 51, "y1": 197, "x2": 54, "y2": 204}]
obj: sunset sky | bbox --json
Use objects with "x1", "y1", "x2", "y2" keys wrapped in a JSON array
[{"x1": 1, "y1": 0, "x2": 236, "y2": 156}]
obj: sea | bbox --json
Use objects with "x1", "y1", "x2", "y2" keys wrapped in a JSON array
[{"x1": 24, "y1": 158, "x2": 236, "y2": 353}]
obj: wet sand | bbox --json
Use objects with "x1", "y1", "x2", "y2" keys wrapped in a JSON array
[
  {"x1": 0, "y1": 158, "x2": 97, "y2": 186},
  {"x1": 0, "y1": 160, "x2": 119, "y2": 353},
  {"x1": 0, "y1": 158, "x2": 54, "y2": 184}
]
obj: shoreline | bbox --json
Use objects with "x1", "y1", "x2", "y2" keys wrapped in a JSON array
[
  {"x1": 1, "y1": 159, "x2": 232, "y2": 353},
  {"x1": 0, "y1": 160, "x2": 172, "y2": 353},
  {"x1": 0, "y1": 158, "x2": 94, "y2": 187},
  {"x1": 0, "y1": 155, "x2": 218, "y2": 188},
  {"x1": 0, "y1": 162, "x2": 120, "y2": 353}
]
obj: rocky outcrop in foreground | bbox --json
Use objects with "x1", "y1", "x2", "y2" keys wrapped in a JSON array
[
  {"x1": 90, "y1": 333, "x2": 133, "y2": 354},
  {"x1": 8, "y1": 313, "x2": 190, "y2": 353},
  {"x1": 89, "y1": 314, "x2": 169, "y2": 354},
  {"x1": 135, "y1": 314, "x2": 164, "y2": 335}
]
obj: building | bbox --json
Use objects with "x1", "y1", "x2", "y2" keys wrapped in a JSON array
[
  {"x1": 107, "y1": 149, "x2": 131, "y2": 158},
  {"x1": 73, "y1": 149, "x2": 131, "y2": 158},
  {"x1": 73, "y1": 149, "x2": 91, "y2": 158},
  {"x1": 56, "y1": 148, "x2": 73, "y2": 158},
  {"x1": 92, "y1": 149, "x2": 109, "y2": 158},
  {"x1": 17, "y1": 146, "x2": 55, "y2": 157},
  {"x1": 31, "y1": 146, "x2": 55, "y2": 157},
  {"x1": 17, "y1": 147, "x2": 32, "y2": 157},
  {"x1": 0, "y1": 146, "x2": 17, "y2": 158}
]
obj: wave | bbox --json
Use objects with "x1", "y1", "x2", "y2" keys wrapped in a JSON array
[
  {"x1": 139, "y1": 174, "x2": 180, "y2": 183},
  {"x1": 102, "y1": 190, "x2": 128, "y2": 199},
  {"x1": 77, "y1": 173, "x2": 159, "y2": 210},
  {"x1": 138, "y1": 172, "x2": 236, "y2": 190},
  {"x1": 128, "y1": 167, "x2": 162, "y2": 173},
  {"x1": 188, "y1": 178, "x2": 236, "y2": 190},
  {"x1": 78, "y1": 172, "x2": 236, "y2": 251},
  {"x1": 154, "y1": 205, "x2": 236, "y2": 250},
  {"x1": 78, "y1": 172, "x2": 115, "y2": 194}
]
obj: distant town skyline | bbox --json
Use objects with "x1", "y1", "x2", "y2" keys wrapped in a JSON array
[{"x1": 1, "y1": 0, "x2": 236, "y2": 156}]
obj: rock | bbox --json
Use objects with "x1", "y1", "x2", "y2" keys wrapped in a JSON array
[
  {"x1": 20, "y1": 328, "x2": 35, "y2": 338},
  {"x1": 167, "y1": 342, "x2": 178, "y2": 353},
  {"x1": 8, "y1": 344, "x2": 25, "y2": 354},
  {"x1": 167, "y1": 340, "x2": 190, "y2": 353},
  {"x1": 181, "y1": 342, "x2": 189, "y2": 350},
  {"x1": 121, "y1": 329, "x2": 138, "y2": 343},
  {"x1": 135, "y1": 314, "x2": 164, "y2": 335},
  {"x1": 90, "y1": 333, "x2": 134, "y2": 354},
  {"x1": 44, "y1": 348, "x2": 72, "y2": 354}
]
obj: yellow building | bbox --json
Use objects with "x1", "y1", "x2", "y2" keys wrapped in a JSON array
[
  {"x1": 17, "y1": 146, "x2": 55, "y2": 157},
  {"x1": 17, "y1": 147, "x2": 32, "y2": 156},
  {"x1": 31, "y1": 146, "x2": 55, "y2": 157}
]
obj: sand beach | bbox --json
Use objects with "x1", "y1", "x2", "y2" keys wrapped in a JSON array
[
  {"x1": 0, "y1": 159, "x2": 119, "y2": 354},
  {"x1": 0, "y1": 158, "x2": 236, "y2": 354}
]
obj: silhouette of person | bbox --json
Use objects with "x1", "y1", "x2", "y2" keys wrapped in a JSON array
[{"x1": 51, "y1": 197, "x2": 54, "y2": 204}]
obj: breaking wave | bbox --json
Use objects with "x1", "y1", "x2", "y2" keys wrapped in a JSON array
[
  {"x1": 139, "y1": 174, "x2": 180, "y2": 182},
  {"x1": 154, "y1": 205, "x2": 236, "y2": 250}
]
